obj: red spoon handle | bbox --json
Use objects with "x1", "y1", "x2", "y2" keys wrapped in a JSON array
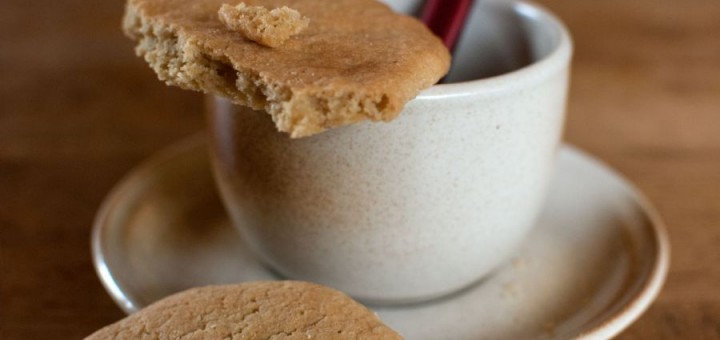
[{"x1": 421, "y1": 0, "x2": 474, "y2": 52}]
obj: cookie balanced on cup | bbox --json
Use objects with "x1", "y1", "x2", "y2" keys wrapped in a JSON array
[
  {"x1": 122, "y1": 0, "x2": 450, "y2": 138},
  {"x1": 123, "y1": 0, "x2": 572, "y2": 304}
]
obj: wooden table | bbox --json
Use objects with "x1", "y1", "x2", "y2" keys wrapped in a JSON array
[{"x1": 1, "y1": 0, "x2": 718, "y2": 338}]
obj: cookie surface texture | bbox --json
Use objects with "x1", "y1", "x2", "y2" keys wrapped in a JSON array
[
  {"x1": 123, "y1": 0, "x2": 450, "y2": 137},
  {"x1": 86, "y1": 281, "x2": 403, "y2": 339}
]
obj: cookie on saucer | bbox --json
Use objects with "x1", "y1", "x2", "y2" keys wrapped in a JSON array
[{"x1": 86, "y1": 281, "x2": 402, "y2": 339}]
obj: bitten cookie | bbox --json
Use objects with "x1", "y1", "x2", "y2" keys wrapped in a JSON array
[
  {"x1": 85, "y1": 281, "x2": 402, "y2": 339},
  {"x1": 123, "y1": 0, "x2": 450, "y2": 138}
]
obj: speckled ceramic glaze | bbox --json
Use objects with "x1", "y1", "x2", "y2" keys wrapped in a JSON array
[{"x1": 206, "y1": 0, "x2": 572, "y2": 303}]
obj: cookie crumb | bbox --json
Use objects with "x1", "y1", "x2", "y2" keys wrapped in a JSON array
[
  {"x1": 512, "y1": 257, "x2": 526, "y2": 269},
  {"x1": 218, "y1": 3, "x2": 309, "y2": 48},
  {"x1": 502, "y1": 282, "x2": 518, "y2": 299},
  {"x1": 542, "y1": 321, "x2": 557, "y2": 336}
]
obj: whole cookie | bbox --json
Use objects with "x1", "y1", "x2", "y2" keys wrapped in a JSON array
[
  {"x1": 123, "y1": 0, "x2": 450, "y2": 137},
  {"x1": 86, "y1": 281, "x2": 402, "y2": 339}
]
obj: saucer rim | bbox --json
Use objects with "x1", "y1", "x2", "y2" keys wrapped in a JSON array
[
  {"x1": 563, "y1": 145, "x2": 670, "y2": 340},
  {"x1": 91, "y1": 135, "x2": 670, "y2": 339},
  {"x1": 91, "y1": 135, "x2": 207, "y2": 314}
]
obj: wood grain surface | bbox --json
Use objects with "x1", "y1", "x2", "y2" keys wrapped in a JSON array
[{"x1": 1, "y1": 0, "x2": 719, "y2": 338}]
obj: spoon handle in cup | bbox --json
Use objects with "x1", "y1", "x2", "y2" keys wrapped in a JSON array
[{"x1": 421, "y1": 0, "x2": 475, "y2": 52}]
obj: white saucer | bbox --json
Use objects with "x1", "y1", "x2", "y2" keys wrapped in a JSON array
[{"x1": 92, "y1": 135, "x2": 669, "y2": 340}]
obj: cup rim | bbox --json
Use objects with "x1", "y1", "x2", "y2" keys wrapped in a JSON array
[{"x1": 417, "y1": 0, "x2": 573, "y2": 100}]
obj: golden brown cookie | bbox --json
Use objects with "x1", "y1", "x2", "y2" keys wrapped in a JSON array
[
  {"x1": 85, "y1": 281, "x2": 402, "y2": 339},
  {"x1": 123, "y1": 0, "x2": 450, "y2": 137}
]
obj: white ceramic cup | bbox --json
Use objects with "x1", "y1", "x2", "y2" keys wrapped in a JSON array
[{"x1": 206, "y1": 0, "x2": 572, "y2": 304}]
